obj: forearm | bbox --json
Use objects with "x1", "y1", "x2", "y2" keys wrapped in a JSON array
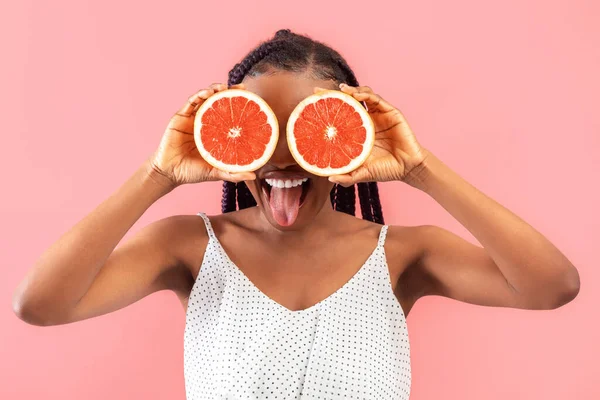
[
  {"x1": 406, "y1": 150, "x2": 579, "y2": 298},
  {"x1": 13, "y1": 159, "x2": 174, "y2": 320}
]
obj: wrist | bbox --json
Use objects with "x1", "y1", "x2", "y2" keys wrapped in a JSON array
[
  {"x1": 402, "y1": 148, "x2": 438, "y2": 192},
  {"x1": 141, "y1": 158, "x2": 178, "y2": 195}
]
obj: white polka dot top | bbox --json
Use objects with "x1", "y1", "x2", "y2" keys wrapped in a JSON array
[{"x1": 184, "y1": 213, "x2": 411, "y2": 399}]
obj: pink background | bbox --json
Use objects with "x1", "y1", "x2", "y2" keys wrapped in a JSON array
[{"x1": 2, "y1": 0, "x2": 598, "y2": 398}]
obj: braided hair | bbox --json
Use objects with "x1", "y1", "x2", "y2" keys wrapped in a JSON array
[{"x1": 221, "y1": 29, "x2": 384, "y2": 224}]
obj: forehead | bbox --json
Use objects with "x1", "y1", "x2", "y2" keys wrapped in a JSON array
[{"x1": 242, "y1": 72, "x2": 337, "y2": 122}]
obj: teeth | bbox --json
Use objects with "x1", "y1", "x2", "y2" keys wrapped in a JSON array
[{"x1": 265, "y1": 178, "x2": 308, "y2": 189}]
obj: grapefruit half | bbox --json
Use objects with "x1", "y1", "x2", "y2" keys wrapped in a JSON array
[
  {"x1": 193, "y1": 89, "x2": 279, "y2": 173},
  {"x1": 287, "y1": 90, "x2": 375, "y2": 176}
]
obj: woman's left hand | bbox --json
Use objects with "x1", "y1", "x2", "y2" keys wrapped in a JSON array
[{"x1": 325, "y1": 84, "x2": 428, "y2": 187}]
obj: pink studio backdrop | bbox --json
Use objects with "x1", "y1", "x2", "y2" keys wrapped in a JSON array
[{"x1": 1, "y1": 0, "x2": 598, "y2": 399}]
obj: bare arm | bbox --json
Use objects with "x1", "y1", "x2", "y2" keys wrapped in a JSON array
[
  {"x1": 12, "y1": 84, "x2": 254, "y2": 326},
  {"x1": 327, "y1": 84, "x2": 579, "y2": 311},
  {"x1": 405, "y1": 151, "x2": 580, "y2": 310},
  {"x1": 12, "y1": 162, "x2": 180, "y2": 325}
]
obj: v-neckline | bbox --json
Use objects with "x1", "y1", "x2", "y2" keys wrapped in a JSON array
[{"x1": 209, "y1": 231, "x2": 384, "y2": 315}]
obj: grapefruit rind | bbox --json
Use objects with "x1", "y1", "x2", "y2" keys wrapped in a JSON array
[
  {"x1": 193, "y1": 89, "x2": 279, "y2": 173},
  {"x1": 286, "y1": 90, "x2": 375, "y2": 177}
]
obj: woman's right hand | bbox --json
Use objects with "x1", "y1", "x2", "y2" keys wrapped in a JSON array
[{"x1": 147, "y1": 83, "x2": 256, "y2": 189}]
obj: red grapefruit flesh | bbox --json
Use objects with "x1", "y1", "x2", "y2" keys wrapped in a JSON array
[
  {"x1": 287, "y1": 90, "x2": 375, "y2": 176},
  {"x1": 193, "y1": 89, "x2": 279, "y2": 173}
]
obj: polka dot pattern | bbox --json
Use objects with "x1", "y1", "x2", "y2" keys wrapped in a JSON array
[{"x1": 184, "y1": 213, "x2": 411, "y2": 399}]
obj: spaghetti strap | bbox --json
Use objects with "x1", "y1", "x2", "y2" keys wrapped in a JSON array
[
  {"x1": 196, "y1": 212, "x2": 216, "y2": 240},
  {"x1": 377, "y1": 225, "x2": 389, "y2": 247}
]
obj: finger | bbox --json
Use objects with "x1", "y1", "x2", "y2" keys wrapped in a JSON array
[
  {"x1": 314, "y1": 86, "x2": 329, "y2": 93},
  {"x1": 328, "y1": 174, "x2": 355, "y2": 187},
  {"x1": 214, "y1": 170, "x2": 257, "y2": 183},
  {"x1": 339, "y1": 83, "x2": 395, "y2": 113},
  {"x1": 356, "y1": 85, "x2": 374, "y2": 94},
  {"x1": 229, "y1": 171, "x2": 256, "y2": 182},
  {"x1": 177, "y1": 88, "x2": 215, "y2": 117},
  {"x1": 229, "y1": 83, "x2": 246, "y2": 90},
  {"x1": 209, "y1": 83, "x2": 228, "y2": 92},
  {"x1": 329, "y1": 167, "x2": 372, "y2": 186},
  {"x1": 339, "y1": 83, "x2": 358, "y2": 95},
  {"x1": 339, "y1": 83, "x2": 373, "y2": 93},
  {"x1": 351, "y1": 91, "x2": 395, "y2": 114}
]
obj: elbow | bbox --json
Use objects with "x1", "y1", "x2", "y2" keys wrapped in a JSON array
[
  {"x1": 554, "y1": 265, "x2": 580, "y2": 308},
  {"x1": 517, "y1": 263, "x2": 580, "y2": 310},
  {"x1": 12, "y1": 295, "x2": 34, "y2": 325},
  {"x1": 538, "y1": 264, "x2": 581, "y2": 310},
  {"x1": 12, "y1": 289, "x2": 56, "y2": 327}
]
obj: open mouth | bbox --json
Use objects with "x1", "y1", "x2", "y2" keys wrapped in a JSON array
[{"x1": 261, "y1": 177, "x2": 311, "y2": 206}]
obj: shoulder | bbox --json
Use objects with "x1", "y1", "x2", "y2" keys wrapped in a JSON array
[
  {"x1": 384, "y1": 224, "x2": 443, "y2": 269},
  {"x1": 147, "y1": 214, "x2": 209, "y2": 241},
  {"x1": 202, "y1": 209, "x2": 256, "y2": 236},
  {"x1": 141, "y1": 214, "x2": 211, "y2": 276},
  {"x1": 386, "y1": 223, "x2": 443, "y2": 240},
  {"x1": 385, "y1": 224, "x2": 443, "y2": 247}
]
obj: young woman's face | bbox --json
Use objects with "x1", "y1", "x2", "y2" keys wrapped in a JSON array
[{"x1": 242, "y1": 71, "x2": 338, "y2": 230}]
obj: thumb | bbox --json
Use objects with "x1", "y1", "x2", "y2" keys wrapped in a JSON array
[
  {"x1": 328, "y1": 174, "x2": 355, "y2": 187},
  {"x1": 329, "y1": 166, "x2": 373, "y2": 186},
  {"x1": 222, "y1": 171, "x2": 256, "y2": 183}
]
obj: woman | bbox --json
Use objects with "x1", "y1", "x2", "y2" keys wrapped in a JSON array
[{"x1": 12, "y1": 30, "x2": 580, "y2": 399}]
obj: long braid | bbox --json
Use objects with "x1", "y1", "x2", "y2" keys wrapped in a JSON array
[
  {"x1": 357, "y1": 183, "x2": 373, "y2": 221},
  {"x1": 368, "y1": 182, "x2": 384, "y2": 224},
  {"x1": 220, "y1": 29, "x2": 385, "y2": 223},
  {"x1": 237, "y1": 182, "x2": 257, "y2": 210},
  {"x1": 222, "y1": 181, "x2": 237, "y2": 213},
  {"x1": 329, "y1": 184, "x2": 337, "y2": 208},
  {"x1": 334, "y1": 185, "x2": 356, "y2": 216}
]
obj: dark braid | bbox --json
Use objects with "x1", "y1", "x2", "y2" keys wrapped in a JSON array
[
  {"x1": 329, "y1": 184, "x2": 337, "y2": 208},
  {"x1": 227, "y1": 40, "x2": 287, "y2": 86},
  {"x1": 368, "y1": 182, "x2": 384, "y2": 224},
  {"x1": 221, "y1": 181, "x2": 237, "y2": 213},
  {"x1": 334, "y1": 184, "x2": 356, "y2": 216},
  {"x1": 357, "y1": 183, "x2": 373, "y2": 221},
  {"x1": 220, "y1": 29, "x2": 385, "y2": 223},
  {"x1": 334, "y1": 59, "x2": 360, "y2": 87},
  {"x1": 237, "y1": 182, "x2": 257, "y2": 210}
]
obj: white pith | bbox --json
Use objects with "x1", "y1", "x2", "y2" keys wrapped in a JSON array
[
  {"x1": 265, "y1": 177, "x2": 309, "y2": 189},
  {"x1": 228, "y1": 127, "x2": 242, "y2": 138},
  {"x1": 193, "y1": 89, "x2": 279, "y2": 173},
  {"x1": 286, "y1": 90, "x2": 375, "y2": 177},
  {"x1": 325, "y1": 126, "x2": 337, "y2": 140}
]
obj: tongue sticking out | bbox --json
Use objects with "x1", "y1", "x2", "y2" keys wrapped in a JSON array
[{"x1": 269, "y1": 185, "x2": 303, "y2": 227}]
